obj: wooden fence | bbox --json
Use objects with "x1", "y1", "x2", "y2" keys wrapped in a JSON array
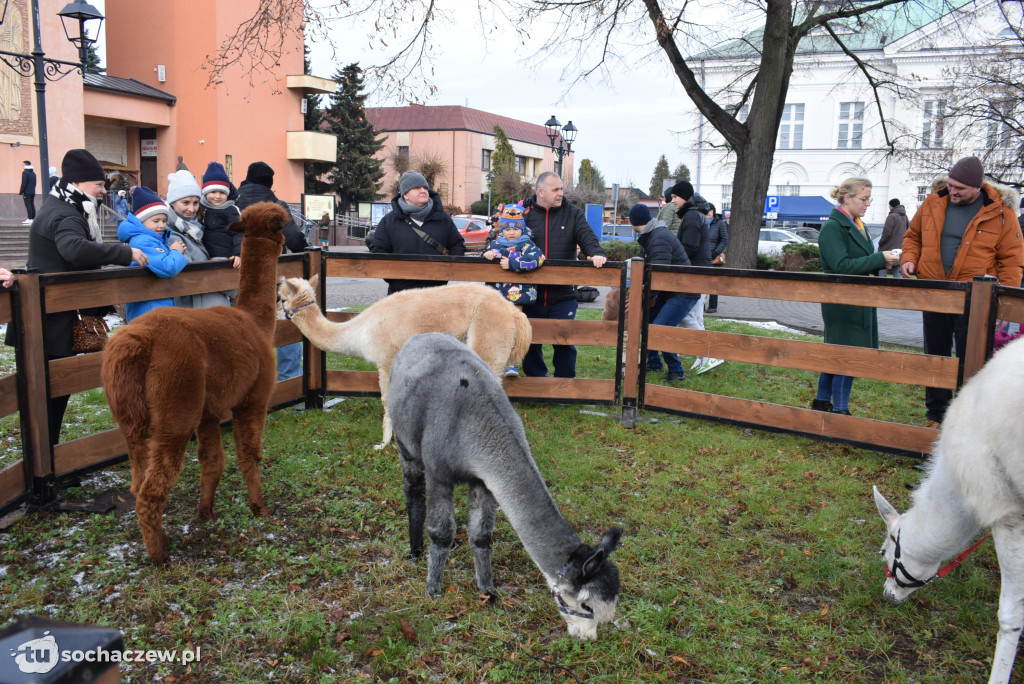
[{"x1": 0, "y1": 250, "x2": 1017, "y2": 516}]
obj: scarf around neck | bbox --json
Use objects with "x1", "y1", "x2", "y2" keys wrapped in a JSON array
[
  {"x1": 398, "y1": 196, "x2": 433, "y2": 222},
  {"x1": 50, "y1": 180, "x2": 102, "y2": 242},
  {"x1": 168, "y1": 209, "x2": 206, "y2": 245}
]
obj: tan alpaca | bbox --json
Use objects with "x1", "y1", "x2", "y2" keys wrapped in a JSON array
[
  {"x1": 102, "y1": 202, "x2": 288, "y2": 564},
  {"x1": 277, "y1": 276, "x2": 532, "y2": 448}
]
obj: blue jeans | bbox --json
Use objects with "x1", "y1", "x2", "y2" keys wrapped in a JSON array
[
  {"x1": 646, "y1": 295, "x2": 698, "y2": 374},
  {"x1": 522, "y1": 298, "x2": 578, "y2": 378},
  {"x1": 277, "y1": 342, "x2": 303, "y2": 381},
  {"x1": 816, "y1": 373, "x2": 854, "y2": 412}
]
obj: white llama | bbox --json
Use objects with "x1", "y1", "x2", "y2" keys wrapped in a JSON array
[
  {"x1": 277, "y1": 275, "x2": 531, "y2": 449},
  {"x1": 387, "y1": 332, "x2": 622, "y2": 641},
  {"x1": 874, "y1": 336, "x2": 1024, "y2": 684}
]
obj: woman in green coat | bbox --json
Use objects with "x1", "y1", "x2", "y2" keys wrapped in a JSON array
[{"x1": 811, "y1": 177, "x2": 900, "y2": 415}]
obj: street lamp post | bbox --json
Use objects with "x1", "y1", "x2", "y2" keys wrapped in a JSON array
[
  {"x1": 485, "y1": 171, "x2": 495, "y2": 217},
  {"x1": 0, "y1": 0, "x2": 105, "y2": 180},
  {"x1": 543, "y1": 115, "x2": 578, "y2": 178}
]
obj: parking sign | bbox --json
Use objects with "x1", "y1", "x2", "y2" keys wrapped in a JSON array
[{"x1": 764, "y1": 195, "x2": 780, "y2": 213}]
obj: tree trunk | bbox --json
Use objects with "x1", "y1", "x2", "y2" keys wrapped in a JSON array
[{"x1": 728, "y1": 141, "x2": 777, "y2": 269}]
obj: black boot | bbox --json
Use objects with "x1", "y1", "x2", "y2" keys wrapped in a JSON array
[
  {"x1": 833, "y1": 409, "x2": 851, "y2": 415},
  {"x1": 811, "y1": 399, "x2": 833, "y2": 412}
]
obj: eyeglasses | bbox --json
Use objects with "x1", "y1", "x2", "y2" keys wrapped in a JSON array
[{"x1": 855, "y1": 195, "x2": 873, "y2": 204}]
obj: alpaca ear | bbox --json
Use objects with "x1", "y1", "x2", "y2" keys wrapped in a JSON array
[
  {"x1": 309, "y1": 273, "x2": 320, "y2": 290},
  {"x1": 581, "y1": 547, "x2": 606, "y2": 580},
  {"x1": 599, "y1": 527, "x2": 622, "y2": 554},
  {"x1": 277, "y1": 277, "x2": 295, "y2": 297},
  {"x1": 873, "y1": 486, "x2": 901, "y2": 529}
]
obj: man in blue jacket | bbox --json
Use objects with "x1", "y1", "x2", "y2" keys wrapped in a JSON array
[{"x1": 521, "y1": 171, "x2": 607, "y2": 378}]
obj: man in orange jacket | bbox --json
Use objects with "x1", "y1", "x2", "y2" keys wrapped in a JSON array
[{"x1": 900, "y1": 155, "x2": 1024, "y2": 426}]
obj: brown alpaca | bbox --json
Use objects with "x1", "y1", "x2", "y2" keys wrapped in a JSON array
[
  {"x1": 101, "y1": 202, "x2": 288, "y2": 564},
  {"x1": 277, "y1": 276, "x2": 532, "y2": 449}
]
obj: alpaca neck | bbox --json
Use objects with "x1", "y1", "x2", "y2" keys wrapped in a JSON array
[
  {"x1": 235, "y1": 236, "x2": 283, "y2": 333},
  {"x1": 902, "y1": 459, "x2": 981, "y2": 565},
  {"x1": 483, "y1": 453, "x2": 583, "y2": 585},
  {"x1": 290, "y1": 306, "x2": 368, "y2": 358}
]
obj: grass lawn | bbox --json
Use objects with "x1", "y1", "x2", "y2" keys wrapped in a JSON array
[{"x1": 0, "y1": 313, "x2": 1009, "y2": 682}]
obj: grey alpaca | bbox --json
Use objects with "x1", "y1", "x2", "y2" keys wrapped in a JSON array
[{"x1": 388, "y1": 332, "x2": 622, "y2": 641}]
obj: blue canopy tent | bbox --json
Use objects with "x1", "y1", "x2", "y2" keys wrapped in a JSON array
[{"x1": 766, "y1": 196, "x2": 835, "y2": 223}]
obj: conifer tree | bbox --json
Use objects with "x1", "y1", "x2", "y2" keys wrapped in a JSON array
[
  {"x1": 490, "y1": 125, "x2": 516, "y2": 174},
  {"x1": 577, "y1": 159, "x2": 606, "y2": 192},
  {"x1": 321, "y1": 63, "x2": 385, "y2": 210},
  {"x1": 671, "y1": 163, "x2": 691, "y2": 183},
  {"x1": 649, "y1": 155, "x2": 671, "y2": 198}
]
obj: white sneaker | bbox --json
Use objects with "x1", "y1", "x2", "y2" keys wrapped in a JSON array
[
  {"x1": 695, "y1": 358, "x2": 725, "y2": 374},
  {"x1": 21, "y1": 218, "x2": 32, "y2": 224},
  {"x1": 690, "y1": 356, "x2": 705, "y2": 371},
  {"x1": 504, "y1": 366, "x2": 519, "y2": 377}
]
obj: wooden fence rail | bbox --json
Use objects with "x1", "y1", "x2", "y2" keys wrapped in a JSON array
[{"x1": 0, "y1": 251, "x2": 1017, "y2": 516}]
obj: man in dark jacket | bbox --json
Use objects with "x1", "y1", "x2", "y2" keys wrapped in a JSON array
[
  {"x1": 235, "y1": 161, "x2": 308, "y2": 253},
  {"x1": 235, "y1": 161, "x2": 309, "y2": 380},
  {"x1": 629, "y1": 204, "x2": 698, "y2": 382},
  {"x1": 6, "y1": 149, "x2": 147, "y2": 444},
  {"x1": 877, "y1": 198, "x2": 908, "y2": 277},
  {"x1": 521, "y1": 171, "x2": 607, "y2": 378},
  {"x1": 19, "y1": 160, "x2": 36, "y2": 223},
  {"x1": 369, "y1": 170, "x2": 466, "y2": 295}
]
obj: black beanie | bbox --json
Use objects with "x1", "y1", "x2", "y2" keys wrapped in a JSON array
[
  {"x1": 245, "y1": 161, "x2": 275, "y2": 188},
  {"x1": 628, "y1": 204, "x2": 652, "y2": 227},
  {"x1": 669, "y1": 180, "x2": 694, "y2": 201},
  {"x1": 61, "y1": 149, "x2": 105, "y2": 183},
  {"x1": 889, "y1": 198, "x2": 900, "y2": 208}
]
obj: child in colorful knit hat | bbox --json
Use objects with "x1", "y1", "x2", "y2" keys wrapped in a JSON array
[
  {"x1": 483, "y1": 204, "x2": 546, "y2": 376},
  {"x1": 199, "y1": 161, "x2": 242, "y2": 268},
  {"x1": 116, "y1": 186, "x2": 188, "y2": 321}
]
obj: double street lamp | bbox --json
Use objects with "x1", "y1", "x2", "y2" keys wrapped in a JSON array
[
  {"x1": 0, "y1": 0, "x2": 105, "y2": 180},
  {"x1": 543, "y1": 115, "x2": 577, "y2": 178}
]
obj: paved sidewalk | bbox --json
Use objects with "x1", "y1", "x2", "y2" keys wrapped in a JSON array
[{"x1": 321, "y1": 246, "x2": 924, "y2": 349}]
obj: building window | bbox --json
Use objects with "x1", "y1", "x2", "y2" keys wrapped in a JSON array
[
  {"x1": 921, "y1": 100, "x2": 945, "y2": 148},
  {"x1": 837, "y1": 101, "x2": 864, "y2": 149},
  {"x1": 721, "y1": 184, "x2": 732, "y2": 213},
  {"x1": 778, "y1": 104, "x2": 804, "y2": 149},
  {"x1": 514, "y1": 156, "x2": 527, "y2": 175},
  {"x1": 439, "y1": 183, "x2": 450, "y2": 205},
  {"x1": 985, "y1": 102, "x2": 1015, "y2": 149},
  {"x1": 482, "y1": 149, "x2": 491, "y2": 170},
  {"x1": 397, "y1": 145, "x2": 410, "y2": 161},
  {"x1": 918, "y1": 185, "x2": 930, "y2": 203},
  {"x1": 776, "y1": 184, "x2": 801, "y2": 196}
]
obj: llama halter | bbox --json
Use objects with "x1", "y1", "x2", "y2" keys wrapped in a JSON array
[
  {"x1": 284, "y1": 300, "x2": 317, "y2": 320},
  {"x1": 884, "y1": 527, "x2": 992, "y2": 588},
  {"x1": 552, "y1": 588, "x2": 594, "y2": 620}
]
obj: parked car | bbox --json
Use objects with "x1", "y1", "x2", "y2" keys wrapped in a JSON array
[
  {"x1": 452, "y1": 216, "x2": 490, "y2": 249},
  {"x1": 791, "y1": 226, "x2": 821, "y2": 243},
  {"x1": 758, "y1": 228, "x2": 808, "y2": 256},
  {"x1": 601, "y1": 223, "x2": 636, "y2": 241}
]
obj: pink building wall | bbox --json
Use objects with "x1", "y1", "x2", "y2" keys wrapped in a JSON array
[{"x1": 105, "y1": 0, "x2": 306, "y2": 200}]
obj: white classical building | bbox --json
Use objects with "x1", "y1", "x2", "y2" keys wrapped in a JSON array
[{"x1": 689, "y1": 0, "x2": 1022, "y2": 229}]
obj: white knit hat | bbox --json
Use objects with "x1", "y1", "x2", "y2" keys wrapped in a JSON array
[{"x1": 166, "y1": 170, "x2": 201, "y2": 205}]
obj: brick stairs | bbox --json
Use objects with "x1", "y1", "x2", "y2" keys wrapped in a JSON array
[{"x1": 0, "y1": 217, "x2": 120, "y2": 269}]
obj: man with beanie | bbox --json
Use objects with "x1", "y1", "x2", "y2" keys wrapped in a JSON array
[
  {"x1": 877, "y1": 198, "x2": 908, "y2": 277},
  {"x1": 19, "y1": 160, "x2": 36, "y2": 223},
  {"x1": 235, "y1": 160, "x2": 309, "y2": 380},
  {"x1": 521, "y1": 171, "x2": 607, "y2": 378},
  {"x1": 368, "y1": 169, "x2": 466, "y2": 295},
  {"x1": 901, "y1": 155, "x2": 1024, "y2": 426},
  {"x1": 5, "y1": 148, "x2": 148, "y2": 445},
  {"x1": 629, "y1": 203, "x2": 697, "y2": 382},
  {"x1": 668, "y1": 179, "x2": 723, "y2": 374}
]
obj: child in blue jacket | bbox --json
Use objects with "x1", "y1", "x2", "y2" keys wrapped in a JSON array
[
  {"x1": 482, "y1": 204, "x2": 545, "y2": 307},
  {"x1": 117, "y1": 186, "x2": 188, "y2": 322}
]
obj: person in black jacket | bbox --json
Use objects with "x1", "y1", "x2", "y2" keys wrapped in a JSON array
[
  {"x1": 235, "y1": 161, "x2": 309, "y2": 380},
  {"x1": 5, "y1": 149, "x2": 148, "y2": 444},
  {"x1": 521, "y1": 171, "x2": 607, "y2": 378},
  {"x1": 629, "y1": 204, "x2": 698, "y2": 382},
  {"x1": 368, "y1": 170, "x2": 466, "y2": 295},
  {"x1": 19, "y1": 160, "x2": 36, "y2": 223},
  {"x1": 200, "y1": 161, "x2": 242, "y2": 268},
  {"x1": 705, "y1": 203, "x2": 728, "y2": 312}
]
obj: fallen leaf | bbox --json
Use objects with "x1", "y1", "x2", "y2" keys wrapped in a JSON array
[
  {"x1": 671, "y1": 656, "x2": 691, "y2": 666},
  {"x1": 399, "y1": 619, "x2": 417, "y2": 643}
]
